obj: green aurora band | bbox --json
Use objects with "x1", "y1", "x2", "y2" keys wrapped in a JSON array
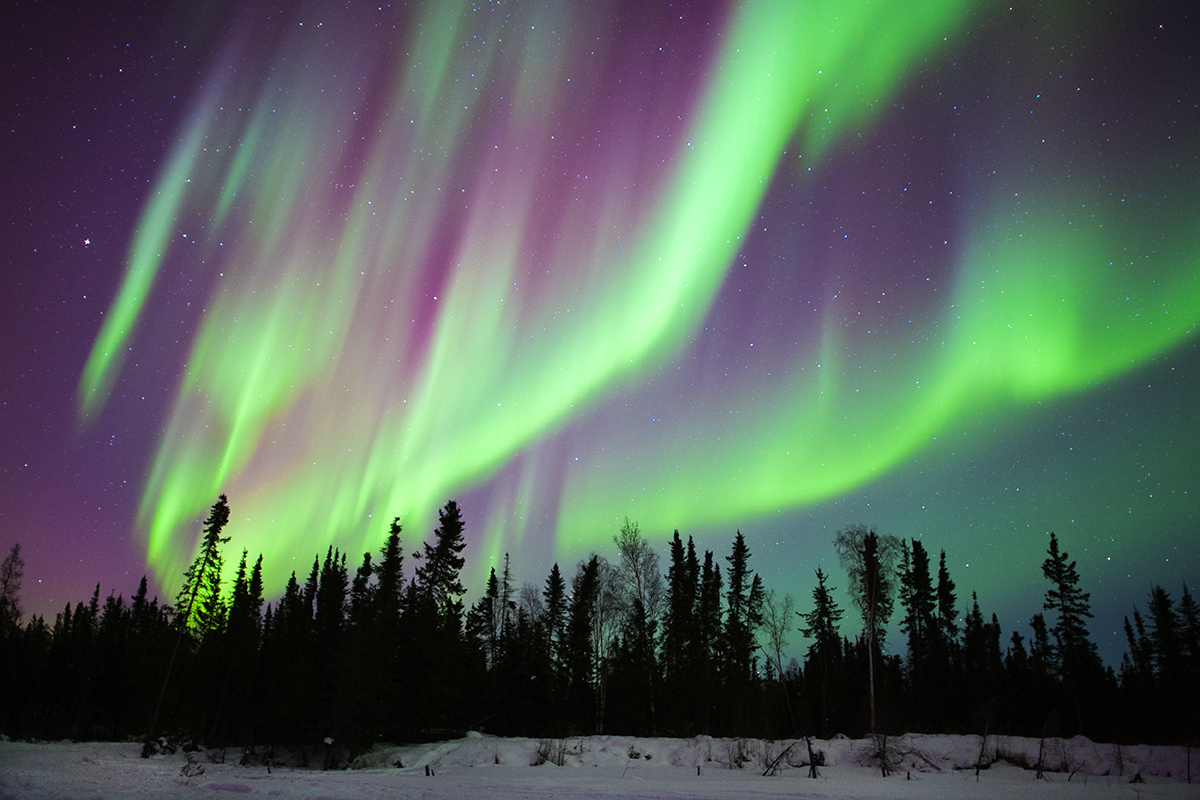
[{"x1": 78, "y1": 0, "x2": 1200, "y2": 597}]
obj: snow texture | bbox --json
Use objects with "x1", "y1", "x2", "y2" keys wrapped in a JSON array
[{"x1": 0, "y1": 733, "x2": 1194, "y2": 799}]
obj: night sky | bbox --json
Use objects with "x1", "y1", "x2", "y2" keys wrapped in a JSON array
[{"x1": 4, "y1": 0, "x2": 1197, "y2": 666}]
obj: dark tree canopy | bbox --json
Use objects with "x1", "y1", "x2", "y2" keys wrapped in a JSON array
[{"x1": 1, "y1": 501, "x2": 1192, "y2": 749}]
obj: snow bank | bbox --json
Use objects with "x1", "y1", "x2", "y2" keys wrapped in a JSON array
[
  {"x1": 1, "y1": 734, "x2": 1194, "y2": 800},
  {"x1": 358, "y1": 731, "x2": 1194, "y2": 780}
]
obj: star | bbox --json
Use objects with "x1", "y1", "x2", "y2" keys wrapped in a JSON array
[{"x1": 84, "y1": 238, "x2": 91, "y2": 246}]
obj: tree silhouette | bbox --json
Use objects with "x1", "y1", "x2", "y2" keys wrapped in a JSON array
[
  {"x1": 835, "y1": 524, "x2": 900, "y2": 733},
  {"x1": 0, "y1": 543, "x2": 24, "y2": 635},
  {"x1": 144, "y1": 494, "x2": 231, "y2": 757},
  {"x1": 799, "y1": 567, "x2": 844, "y2": 737}
]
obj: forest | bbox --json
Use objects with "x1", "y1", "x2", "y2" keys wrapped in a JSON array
[{"x1": 0, "y1": 495, "x2": 1196, "y2": 757}]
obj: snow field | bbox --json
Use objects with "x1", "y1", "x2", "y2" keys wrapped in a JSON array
[{"x1": 0, "y1": 733, "x2": 1194, "y2": 799}]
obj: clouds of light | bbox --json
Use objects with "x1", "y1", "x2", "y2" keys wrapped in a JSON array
[{"x1": 78, "y1": 0, "x2": 1199, "y2": 597}]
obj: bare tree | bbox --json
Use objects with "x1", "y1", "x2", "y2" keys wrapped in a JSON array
[
  {"x1": 591, "y1": 556, "x2": 622, "y2": 731},
  {"x1": 612, "y1": 518, "x2": 665, "y2": 731},
  {"x1": 518, "y1": 581, "x2": 544, "y2": 622},
  {"x1": 835, "y1": 524, "x2": 900, "y2": 733},
  {"x1": 760, "y1": 588, "x2": 795, "y2": 677},
  {"x1": 0, "y1": 543, "x2": 24, "y2": 633},
  {"x1": 613, "y1": 519, "x2": 665, "y2": 622},
  {"x1": 759, "y1": 588, "x2": 796, "y2": 731}
]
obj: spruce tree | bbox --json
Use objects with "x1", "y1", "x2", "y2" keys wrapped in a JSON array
[
  {"x1": 799, "y1": 568, "x2": 844, "y2": 737},
  {"x1": 374, "y1": 519, "x2": 406, "y2": 633},
  {"x1": 1041, "y1": 532, "x2": 1101, "y2": 733},
  {"x1": 1177, "y1": 583, "x2": 1200, "y2": 746},
  {"x1": 1178, "y1": 583, "x2": 1200, "y2": 664},
  {"x1": 1131, "y1": 585, "x2": 1187, "y2": 741},
  {"x1": 499, "y1": 554, "x2": 515, "y2": 647},
  {"x1": 542, "y1": 563, "x2": 568, "y2": 673},
  {"x1": 1041, "y1": 532, "x2": 1098, "y2": 678},
  {"x1": 348, "y1": 551, "x2": 375, "y2": 628},
  {"x1": 697, "y1": 549, "x2": 723, "y2": 732},
  {"x1": 311, "y1": 547, "x2": 348, "y2": 742},
  {"x1": 145, "y1": 494, "x2": 231, "y2": 756},
  {"x1": 1028, "y1": 612, "x2": 1052, "y2": 678},
  {"x1": 314, "y1": 547, "x2": 348, "y2": 643},
  {"x1": 416, "y1": 500, "x2": 468, "y2": 629},
  {"x1": 565, "y1": 556, "x2": 601, "y2": 731},
  {"x1": 174, "y1": 495, "x2": 232, "y2": 639},
  {"x1": 1147, "y1": 585, "x2": 1183, "y2": 688},
  {"x1": 720, "y1": 532, "x2": 762, "y2": 732},
  {"x1": 224, "y1": 550, "x2": 264, "y2": 651},
  {"x1": 662, "y1": 531, "x2": 690, "y2": 688},
  {"x1": 936, "y1": 550, "x2": 958, "y2": 656},
  {"x1": 1122, "y1": 610, "x2": 1154, "y2": 686},
  {"x1": 405, "y1": 500, "x2": 471, "y2": 734},
  {"x1": 898, "y1": 539, "x2": 936, "y2": 728},
  {"x1": 467, "y1": 567, "x2": 502, "y2": 669},
  {"x1": 361, "y1": 520, "x2": 404, "y2": 738},
  {"x1": 960, "y1": 593, "x2": 1003, "y2": 718}
]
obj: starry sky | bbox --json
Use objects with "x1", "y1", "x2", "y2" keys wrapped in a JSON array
[{"x1": 3, "y1": 0, "x2": 1197, "y2": 666}]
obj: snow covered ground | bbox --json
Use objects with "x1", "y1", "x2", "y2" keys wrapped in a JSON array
[{"x1": 1, "y1": 733, "x2": 1194, "y2": 799}]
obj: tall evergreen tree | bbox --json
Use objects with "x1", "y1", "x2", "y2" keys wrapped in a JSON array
[
  {"x1": 542, "y1": 563, "x2": 568, "y2": 673},
  {"x1": 375, "y1": 519, "x2": 406, "y2": 623},
  {"x1": 1041, "y1": 532, "x2": 1098, "y2": 678},
  {"x1": 722, "y1": 532, "x2": 763, "y2": 690},
  {"x1": 348, "y1": 551, "x2": 375, "y2": 628},
  {"x1": 314, "y1": 547, "x2": 348, "y2": 642},
  {"x1": 405, "y1": 501, "x2": 472, "y2": 734},
  {"x1": 311, "y1": 547, "x2": 348, "y2": 744},
  {"x1": 935, "y1": 550, "x2": 958, "y2": 656},
  {"x1": 1147, "y1": 585, "x2": 1183, "y2": 690},
  {"x1": 697, "y1": 549, "x2": 723, "y2": 732},
  {"x1": 214, "y1": 550, "x2": 251, "y2": 733},
  {"x1": 1028, "y1": 612, "x2": 1052, "y2": 680},
  {"x1": 174, "y1": 495, "x2": 232, "y2": 640},
  {"x1": 215, "y1": 551, "x2": 264, "y2": 746},
  {"x1": 416, "y1": 500, "x2": 468, "y2": 629},
  {"x1": 467, "y1": 567, "x2": 503, "y2": 670},
  {"x1": 362, "y1": 519, "x2": 407, "y2": 738},
  {"x1": 498, "y1": 553, "x2": 515, "y2": 647},
  {"x1": 1178, "y1": 583, "x2": 1200, "y2": 665},
  {"x1": 1041, "y1": 532, "x2": 1102, "y2": 734},
  {"x1": 662, "y1": 531, "x2": 691, "y2": 688},
  {"x1": 661, "y1": 533, "x2": 701, "y2": 733},
  {"x1": 898, "y1": 539, "x2": 936, "y2": 728},
  {"x1": 720, "y1": 531, "x2": 764, "y2": 735},
  {"x1": 1126, "y1": 585, "x2": 1189, "y2": 741},
  {"x1": 145, "y1": 495, "x2": 231, "y2": 756},
  {"x1": 1122, "y1": 610, "x2": 1154, "y2": 684},
  {"x1": 960, "y1": 593, "x2": 1003, "y2": 721},
  {"x1": 225, "y1": 551, "x2": 265, "y2": 647},
  {"x1": 564, "y1": 556, "x2": 601, "y2": 731},
  {"x1": 1176, "y1": 583, "x2": 1200, "y2": 743},
  {"x1": 799, "y1": 568, "x2": 844, "y2": 737}
]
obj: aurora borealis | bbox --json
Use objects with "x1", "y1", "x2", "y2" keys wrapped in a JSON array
[{"x1": 4, "y1": 0, "x2": 1197, "y2": 664}]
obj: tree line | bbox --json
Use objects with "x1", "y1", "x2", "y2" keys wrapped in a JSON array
[{"x1": 0, "y1": 496, "x2": 1196, "y2": 756}]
